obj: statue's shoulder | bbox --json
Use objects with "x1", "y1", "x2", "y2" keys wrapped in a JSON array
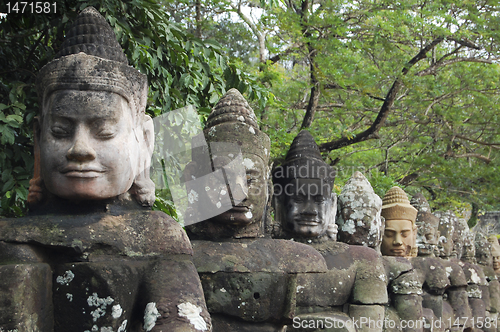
[
  {"x1": 132, "y1": 210, "x2": 193, "y2": 255},
  {"x1": 345, "y1": 244, "x2": 381, "y2": 261},
  {"x1": 479, "y1": 264, "x2": 498, "y2": 281},
  {"x1": 0, "y1": 210, "x2": 193, "y2": 259},
  {"x1": 461, "y1": 261, "x2": 488, "y2": 285},
  {"x1": 191, "y1": 238, "x2": 327, "y2": 273},
  {"x1": 411, "y1": 256, "x2": 449, "y2": 290},
  {"x1": 382, "y1": 256, "x2": 414, "y2": 283},
  {"x1": 440, "y1": 258, "x2": 467, "y2": 286}
]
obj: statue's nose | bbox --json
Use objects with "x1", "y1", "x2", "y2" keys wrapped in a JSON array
[
  {"x1": 302, "y1": 199, "x2": 318, "y2": 215},
  {"x1": 393, "y1": 234, "x2": 403, "y2": 246},
  {"x1": 66, "y1": 128, "x2": 96, "y2": 162}
]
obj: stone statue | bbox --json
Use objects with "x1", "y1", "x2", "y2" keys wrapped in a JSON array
[
  {"x1": 380, "y1": 187, "x2": 417, "y2": 258},
  {"x1": 336, "y1": 171, "x2": 384, "y2": 253},
  {"x1": 185, "y1": 92, "x2": 329, "y2": 331},
  {"x1": 0, "y1": 7, "x2": 210, "y2": 331},
  {"x1": 429, "y1": 210, "x2": 472, "y2": 331},
  {"x1": 334, "y1": 173, "x2": 423, "y2": 332},
  {"x1": 476, "y1": 233, "x2": 500, "y2": 331},
  {"x1": 453, "y1": 217, "x2": 468, "y2": 261},
  {"x1": 459, "y1": 229, "x2": 490, "y2": 331},
  {"x1": 434, "y1": 210, "x2": 455, "y2": 260},
  {"x1": 408, "y1": 197, "x2": 473, "y2": 332},
  {"x1": 405, "y1": 193, "x2": 447, "y2": 331},
  {"x1": 488, "y1": 235, "x2": 500, "y2": 276},
  {"x1": 411, "y1": 193, "x2": 439, "y2": 258},
  {"x1": 273, "y1": 131, "x2": 389, "y2": 332}
]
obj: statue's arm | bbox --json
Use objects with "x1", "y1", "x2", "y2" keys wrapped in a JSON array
[
  {"x1": 0, "y1": 240, "x2": 43, "y2": 264},
  {"x1": 142, "y1": 254, "x2": 211, "y2": 332}
]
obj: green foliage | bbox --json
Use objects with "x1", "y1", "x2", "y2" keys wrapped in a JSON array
[
  {"x1": 0, "y1": 0, "x2": 269, "y2": 217},
  {"x1": 256, "y1": 0, "x2": 500, "y2": 214}
]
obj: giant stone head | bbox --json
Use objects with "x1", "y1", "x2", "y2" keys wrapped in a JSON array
[
  {"x1": 336, "y1": 171, "x2": 383, "y2": 251},
  {"x1": 273, "y1": 130, "x2": 336, "y2": 239},
  {"x1": 32, "y1": 7, "x2": 154, "y2": 207}
]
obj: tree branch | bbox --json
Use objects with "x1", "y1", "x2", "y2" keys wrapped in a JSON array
[
  {"x1": 319, "y1": 37, "x2": 445, "y2": 152},
  {"x1": 268, "y1": 42, "x2": 303, "y2": 64},
  {"x1": 415, "y1": 57, "x2": 500, "y2": 76},
  {"x1": 446, "y1": 36, "x2": 480, "y2": 50},
  {"x1": 230, "y1": 2, "x2": 267, "y2": 63},
  {"x1": 300, "y1": 45, "x2": 319, "y2": 129},
  {"x1": 423, "y1": 91, "x2": 459, "y2": 116},
  {"x1": 444, "y1": 151, "x2": 491, "y2": 164},
  {"x1": 455, "y1": 134, "x2": 500, "y2": 150},
  {"x1": 324, "y1": 83, "x2": 386, "y2": 101}
]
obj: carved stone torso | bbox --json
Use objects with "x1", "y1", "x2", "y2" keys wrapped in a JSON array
[
  {"x1": 191, "y1": 238, "x2": 328, "y2": 331},
  {"x1": 0, "y1": 201, "x2": 210, "y2": 331},
  {"x1": 411, "y1": 257, "x2": 450, "y2": 324}
]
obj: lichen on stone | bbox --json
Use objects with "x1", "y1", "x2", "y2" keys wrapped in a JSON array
[
  {"x1": 177, "y1": 302, "x2": 208, "y2": 331},
  {"x1": 144, "y1": 302, "x2": 161, "y2": 332},
  {"x1": 56, "y1": 270, "x2": 75, "y2": 286}
]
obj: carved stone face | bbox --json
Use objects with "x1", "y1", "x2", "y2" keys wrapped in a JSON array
[
  {"x1": 381, "y1": 219, "x2": 413, "y2": 257},
  {"x1": 284, "y1": 179, "x2": 334, "y2": 238},
  {"x1": 416, "y1": 222, "x2": 439, "y2": 256},
  {"x1": 437, "y1": 220, "x2": 454, "y2": 258},
  {"x1": 39, "y1": 90, "x2": 142, "y2": 201},
  {"x1": 493, "y1": 256, "x2": 500, "y2": 274},
  {"x1": 461, "y1": 231, "x2": 476, "y2": 263},
  {"x1": 211, "y1": 154, "x2": 267, "y2": 226},
  {"x1": 338, "y1": 205, "x2": 383, "y2": 248},
  {"x1": 476, "y1": 242, "x2": 493, "y2": 267},
  {"x1": 489, "y1": 237, "x2": 500, "y2": 273}
]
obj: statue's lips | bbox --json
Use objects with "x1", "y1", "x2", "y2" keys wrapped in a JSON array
[
  {"x1": 295, "y1": 219, "x2": 320, "y2": 226},
  {"x1": 390, "y1": 249, "x2": 406, "y2": 256},
  {"x1": 61, "y1": 167, "x2": 105, "y2": 178}
]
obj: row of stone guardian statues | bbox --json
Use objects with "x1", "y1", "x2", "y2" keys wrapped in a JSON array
[{"x1": 1, "y1": 7, "x2": 499, "y2": 332}]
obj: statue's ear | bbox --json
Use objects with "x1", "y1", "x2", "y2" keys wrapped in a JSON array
[
  {"x1": 331, "y1": 192, "x2": 338, "y2": 215},
  {"x1": 130, "y1": 114, "x2": 156, "y2": 207},
  {"x1": 142, "y1": 114, "x2": 154, "y2": 159}
]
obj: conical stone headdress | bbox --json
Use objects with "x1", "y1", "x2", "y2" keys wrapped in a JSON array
[
  {"x1": 36, "y1": 6, "x2": 147, "y2": 115},
  {"x1": 204, "y1": 88, "x2": 270, "y2": 164},
  {"x1": 381, "y1": 187, "x2": 417, "y2": 223},
  {"x1": 272, "y1": 130, "x2": 335, "y2": 188},
  {"x1": 410, "y1": 193, "x2": 439, "y2": 229},
  {"x1": 337, "y1": 171, "x2": 383, "y2": 248},
  {"x1": 488, "y1": 235, "x2": 500, "y2": 258}
]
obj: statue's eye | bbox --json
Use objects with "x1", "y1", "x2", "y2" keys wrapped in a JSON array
[
  {"x1": 314, "y1": 196, "x2": 326, "y2": 203},
  {"x1": 246, "y1": 176, "x2": 258, "y2": 184},
  {"x1": 96, "y1": 130, "x2": 116, "y2": 139},
  {"x1": 50, "y1": 126, "x2": 70, "y2": 137},
  {"x1": 292, "y1": 196, "x2": 305, "y2": 202}
]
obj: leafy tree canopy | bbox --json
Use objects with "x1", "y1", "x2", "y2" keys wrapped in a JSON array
[{"x1": 186, "y1": 0, "x2": 500, "y2": 219}]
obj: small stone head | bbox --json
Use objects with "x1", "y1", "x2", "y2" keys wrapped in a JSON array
[
  {"x1": 380, "y1": 187, "x2": 417, "y2": 258},
  {"x1": 202, "y1": 89, "x2": 271, "y2": 227},
  {"x1": 336, "y1": 171, "x2": 383, "y2": 251},
  {"x1": 434, "y1": 210, "x2": 456, "y2": 259},
  {"x1": 461, "y1": 229, "x2": 476, "y2": 263},
  {"x1": 33, "y1": 7, "x2": 154, "y2": 206},
  {"x1": 273, "y1": 130, "x2": 336, "y2": 239},
  {"x1": 410, "y1": 193, "x2": 439, "y2": 257},
  {"x1": 475, "y1": 232, "x2": 493, "y2": 267},
  {"x1": 487, "y1": 235, "x2": 500, "y2": 274},
  {"x1": 453, "y1": 217, "x2": 468, "y2": 260}
]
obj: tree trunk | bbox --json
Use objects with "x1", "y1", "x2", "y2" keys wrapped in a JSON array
[{"x1": 195, "y1": 0, "x2": 202, "y2": 38}]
